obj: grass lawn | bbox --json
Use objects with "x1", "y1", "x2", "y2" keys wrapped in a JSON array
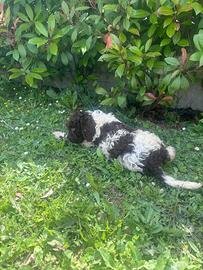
[{"x1": 0, "y1": 86, "x2": 203, "y2": 270}]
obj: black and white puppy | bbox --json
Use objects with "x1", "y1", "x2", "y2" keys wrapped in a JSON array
[{"x1": 53, "y1": 110, "x2": 202, "y2": 190}]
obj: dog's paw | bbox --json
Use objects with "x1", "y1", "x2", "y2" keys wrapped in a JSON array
[
  {"x1": 166, "y1": 146, "x2": 176, "y2": 161},
  {"x1": 53, "y1": 131, "x2": 66, "y2": 139}
]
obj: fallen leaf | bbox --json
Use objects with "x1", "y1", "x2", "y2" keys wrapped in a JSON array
[
  {"x1": 15, "y1": 192, "x2": 23, "y2": 200},
  {"x1": 22, "y1": 253, "x2": 35, "y2": 266},
  {"x1": 47, "y1": 239, "x2": 65, "y2": 251},
  {"x1": 41, "y1": 188, "x2": 54, "y2": 199}
]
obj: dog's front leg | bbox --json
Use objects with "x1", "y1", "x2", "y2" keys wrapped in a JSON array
[{"x1": 53, "y1": 131, "x2": 66, "y2": 140}]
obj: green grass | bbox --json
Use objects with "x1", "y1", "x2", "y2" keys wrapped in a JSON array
[{"x1": 0, "y1": 86, "x2": 203, "y2": 270}]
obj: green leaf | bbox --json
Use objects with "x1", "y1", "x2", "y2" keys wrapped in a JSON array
[
  {"x1": 49, "y1": 42, "x2": 58, "y2": 55},
  {"x1": 190, "y1": 51, "x2": 202, "y2": 61},
  {"x1": 162, "y1": 73, "x2": 172, "y2": 86},
  {"x1": 61, "y1": 1, "x2": 69, "y2": 15},
  {"x1": 15, "y1": 23, "x2": 31, "y2": 38},
  {"x1": 18, "y1": 44, "x2": 26, "y2": 58},
  {"x1": 129, "y1": 46, "x2": 143, "y2": 56},
  {"x1": 98, "y1": 248, "x2": 115, "y2": 269},
  {"x1": 117, "y1": 96, "x2": 127, "y2": 108},
  {"x1": 127, "y1": 55, "x2": 142, "y2": 64},
  {"x1": 150, "y1": 13, "x2": 158, "y2": 24},
  {"x1": 171, "y1": 0, "x2": 179, "y2": 5},
  {"x1": 199, "y1": 55, "x2": 203, "y2": 67},
  {"x1": 160, "y1": 39, "x2": 170, "y2": 47},
  {"x1": 146, "y1": 59, "x2": 155, "y2": 69},
  {"x1": 146, "y1": 52, "x2": 161, "y2": 57},
  {"x1": 131, "y1": 76, "x2": 137, "y2": 88},
  {"x1": 9, "y1": 68, "x2": 21, "y2": 73},
  {"x1": 177, "y1": 4, "x2": 193, "y2": 14},
  {"x1": 145, "y1": 38, "x2": 152, "y2": 52},
  {"x1": 29, "y1": 73, "x2": 43, "y2": 80},
  {"x1": 53, "y1": 26, "x2": 70, "y2": 39},
  {"x1": 128, "y1": 28, "x2": 139, "y2": 36},
  {"x1": 9, "y1": 73, "x2": 22, "y2": 79},
  {"x1": 31, "y1": 68, "x2": 47, "y2": 73},
  {"x1": 34, "y1": 1, "x2": 42, "y2": 19},
  {"x1": 165, "y1": 57, "x2": 179, "y2": 66},
  {"x1": 113, "y1": 15, "x2": 122, "y2": 27},
  {"x1": 26, "y1": 43, "x2": 37, "y2": 53},
  {"x1": 25, "y1": 74, "x2": 34, "y2": 86},
  {"x1": 100, "y1": 98, "x2": 113, "y2": 106},
  {"x1": 48, "y1": 14, "x2": 55, "y2": 33},
  {"x1": 158, "y1": 7, "x2": 174, "y2": 16},
  {"x1": 18, "y1": 12, "x2": 29, "y2": 22},
  {"x1": 86, "y1": 36, "x2": 92, "y2": 50},
  {"x1": 193, "y1": 34, "x2": 203, "y2": 51},
  {"x1": 119, "y1": 32, "x2": 126, "y2": 43},
  {"x1": 98, "y1": 54, "x2": 117, "y2": 62},
  {"x1": 192, "y1": 2, "x2": 203, "y2": 15},
  {"x1": 163, "y1": 17, "x2": 173, "y2": 28},
  {"x1": 110, "y1": 34, "x2": 120, "y2": 45},
  {"x1": 25, "y1": 4, "x2": 33, "y2": 20},
  {"x1": 61, "y1": 52, "x2": 69, "y2": 65},
  {"x1": 13, "y1": 49, "x2": 19, "y2": 61},
  {"x1": 180, "y1": 75, "x2": 189, "y2": 89},
  {"x1": 166, "y1": 23, "x2": 176, "y2": 38},
  {"x1": 71, "y1": 29, "x2": 77, "y2": 42},
  {"x1": 5, "y1": 6, "x2": 10, "y2": 26},
  {"x1": 170, "y1": 76, "x2": 181, "y2": 90},
  {"x1": 177, "y1": 39, "x2": 189, "y2": 46},
  {"x1": 115, "y1": 64, "x2": 125, "y2": 78},
  {"x1": 131, "y1": 9, "x2": 149, "y2": 18},
  {"x1": 172, "y1": 31, "x2": 181, "y2": 44},
  {"x1": 123, "y1": 18, "x2": 130, "y2": 30},
  {"x1": 75, "y1": 6, "x2": 90, "y2": 11},
  {"x1": 148, "y1": 25, "x2": 157, "y2": 37},
  {"x1": 103, "y1": 4, "x2": 118, "y2": 11},
  {"x1": 28, "y1": 37, "x2": 47, "y2": 47},
  {"x1": 96, "y1": 87, "x2": 107, "y2": 95},
  {"x1": 26, "y1": 44, "x2": 38, "y2": 54},
  {"x1": 35, "y1": 21, "x2": 48, "y2": 37}
]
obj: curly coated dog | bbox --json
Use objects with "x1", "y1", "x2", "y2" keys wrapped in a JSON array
[{"x1": 53, "y1": 110, "x2": 202, "y2": 190}]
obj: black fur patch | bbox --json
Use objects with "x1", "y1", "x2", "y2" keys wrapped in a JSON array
[
  {"x1": 80, "y1": 112, "x2": 96, "y2": 142},
  {"x1": 108, "y1": 133, "x2": 134, "y2": 159},
  {"x1": 67, "y1": 111, "x2": 84, "y2": 143},
  {"x1": 143, "y1": 146, "x2": 169, "y2": 174},
  {"x1": 94, "y1": 121, "x2": 133, "y2": 145},
  {"x1": 67, "y1": 111, "x2": 96, "y2": 143}
]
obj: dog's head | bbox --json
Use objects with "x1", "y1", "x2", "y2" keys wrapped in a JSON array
[{"x1": 67, "y1": 110, "x2": 96, "y2": 144}]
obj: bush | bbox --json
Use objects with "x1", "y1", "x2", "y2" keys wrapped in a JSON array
[{"x1": 1, "y1": 0, "x2": 203, "y2": 109}]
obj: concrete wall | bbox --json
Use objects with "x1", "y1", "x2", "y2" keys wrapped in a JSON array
[
  {"x1": 176, "y1": 83, "x2": 203, "y2": 111},
  {"x1": 48, "y1": 70, "x2": 203, "y2": 112}
]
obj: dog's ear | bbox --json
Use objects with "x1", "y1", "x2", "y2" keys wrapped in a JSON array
[{"x1": 80, "y1": 112, "x2": 96, "y2": 142}]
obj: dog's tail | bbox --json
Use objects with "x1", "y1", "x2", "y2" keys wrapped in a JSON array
[{"x1": 152, "y1": 168, "x2": 202, "y2": 190}]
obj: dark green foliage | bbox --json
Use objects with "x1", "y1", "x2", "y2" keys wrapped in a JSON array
[{"x1": 1, "y1": 0, "x2": 203, "y2": 108}]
